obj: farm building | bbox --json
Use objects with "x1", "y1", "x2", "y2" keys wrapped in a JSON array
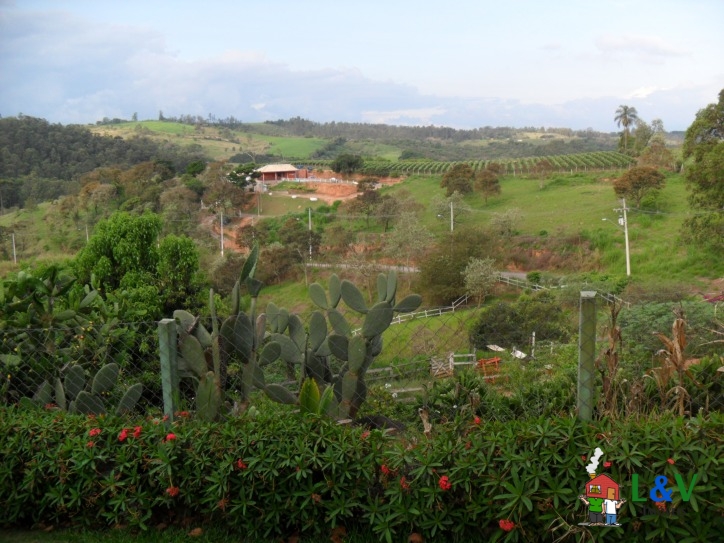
[{"x1": 256, "y1": 164, "x2": 309, "y2": 182}]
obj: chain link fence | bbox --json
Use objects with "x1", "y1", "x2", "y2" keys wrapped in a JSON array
[{"x1": 2, "y1": 297, "x2": 721, "y2": 419}]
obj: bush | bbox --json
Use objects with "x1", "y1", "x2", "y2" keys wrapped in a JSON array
[{"x1": 1, "y1": 407, "x2": 722, "y2": 541}]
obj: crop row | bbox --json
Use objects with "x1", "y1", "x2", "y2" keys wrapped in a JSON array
[{"x1": 299, "y1": 152, "x2": 635, "y2": 177}]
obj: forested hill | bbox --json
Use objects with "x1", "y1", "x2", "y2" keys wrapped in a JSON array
[{"x1": 0, "y1": 116, "x2": 208, "y2": 180}]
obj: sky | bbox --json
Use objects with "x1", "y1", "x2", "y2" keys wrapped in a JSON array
[{"x1": 1, "y1": 0, "x2": 722, "y2": 131}]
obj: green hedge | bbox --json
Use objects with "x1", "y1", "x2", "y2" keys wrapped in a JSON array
[{"x1": 1, "y1": 407, "x2": 722, "y2": 542}]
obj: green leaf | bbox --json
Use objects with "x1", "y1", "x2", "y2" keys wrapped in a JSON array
[
  {"x1": 179, "y1": 334, "x2": 207, "y2": 379},
  {"x1": 266, "y1": 302, "x2": 280, "y2": 332},
  {"x1": 308, "y1": 311, "x2": 327, "y2": 352},
  {"x1": 259, "y1": 341, "x2": 281, "y2": 367},
  {"x1": 362, "y1": 302, "x2": 394, "y2": 338},
  {"x1": 63, "y1": 365, "x2": 86, "y2": 400},
  {"x1": 264, "y1": 383, "x2": 297, "y2": 405},
  {"x1": 91, "y1": 363, "x2": 119, "y2": 395},
  {"x1": 394, "y1": 294, "x2": 422, "y2": 313},
  {"x1": 271, "y1": 333, "x2": 302, "y2": 364},
  {"x1": 78, "y1": 289, "x2": 99, "y2": 309},
  {"x1": 196, "y1": 372, "x2": 221, "y2": 422},
  {"x1": 299, "y1": 377, "x2": 321, "y2": 414},
  {"x1": 74, "y1": 391, "x2": 107, "y2": 415},
  {"x1": 308, "y1": 282, "x2": 328, "y2": 309},
  {"x1": 328, "y1": 309, "x2": 351, "y2": 336},
  {"x1": 288, "y1": 314, "x2": 306, "y2": 351},
  {"x1": 328, "y1": 334, "x2": 349, "y2": 361},
  {"x1": 116, "y1": 383, "x2": 143, "y2": 415},
  {"x1": 239, "y1": 242, "x2": 259, "y2": 282},
  {"x1": 386, "y1": 271, "x2": 397, "y2": 303},
  {"x1": 173, "y1": 309, "x2": 197, "y2": 332},
  {"x1": 340, "y1": 280, "x2": 368, "y2": 313},
  {"x1": 348, "y1": 336, "x2": 366, "y2": 372},
  {"x1": 376, "y1": 274, "x2": 387, "y2": 303},
  {"x1": 328, "y1": 274, "x2": 342, "y2": 308},
  {"x1": 55, "y1": 377, "x2": 66, "y2": 411}
]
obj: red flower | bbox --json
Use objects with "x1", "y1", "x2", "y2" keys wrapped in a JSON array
[
  {"x1": 89, "y1": 428, "x2": 101, "y2": 437},
  {"x1": 165, "y1": 486, "x2": 180, "y2": 498},
  {"x1": 380, "y1": 464, "x2": 391, "y2": 476},
  {"x1": 132, "y1": 426, "x2": 142, "y2": 439},
  {"x1": 438, "y1": 475, "x2": 452, "y2": 491},
  {"x1": 581, "y1": 455, "x2": 587, "y2": 461},
  {"x1": 118, "y1": 428, "x2": 128, "y2": 442},
  {"x1": 236, "y1": 459, "x2": 247, "y2": 470},
  {"x1": 499, "y1": 519, "x2": 515, "y2": 532},
  {"x1": 360, "y1": 430, "x2": 370, "y2": 440},
  {"x1": 44, "y1": 403, "x2": 56, "y2": 410},
  {"x1": 603, "y1": 461, "x2": 612, "y2": 468},
  {"x1": 473, "y1": 416, "x2": 481, "y2": 425},
  {"x1": 175, "y1": 411, "x2": 190, "y2": 418},
  {"x1": 400, "y1": 477, "x2": 410, "y2": 491},
  {"x1": 667, "y1": 458, "x2": 675, "y2": 465},
  {"x1": 164, "y1": 433, "x2": 177, "y2": 443},
  {"x1": 86, "y1": 441, "x2": 95, "y2": 448}
]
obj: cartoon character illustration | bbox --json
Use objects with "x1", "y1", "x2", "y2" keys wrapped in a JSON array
[
  {"x1": 603, "y1": 487, "x2": 626, "y2": 525},
  {"x1": 579, "y1": 493, "x2": 604, "y2": 525},
  {"x1": 579, "y1": 448, "x2": 623, "y2": 527}
]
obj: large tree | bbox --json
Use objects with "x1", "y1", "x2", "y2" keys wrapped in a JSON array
[
  {"x1": 613, "y1": 166, "x2": 666, "y2": 208},
  {"x1": 681, "y1": 89, "x2": 724, "y2": 247},
  {"x1": 474, "y1": 169, "x2": 501, "y2": 203},
  {"x1": 614, "y1": 105, "x2": 640, "y2": 151},
  {"x1": 440, "y1": 163, "x2": 474, "y2": 196}
]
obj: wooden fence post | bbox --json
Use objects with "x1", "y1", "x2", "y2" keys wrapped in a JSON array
[{"x1": 158, "y1": 318, "x2": 179, "y2": 423}]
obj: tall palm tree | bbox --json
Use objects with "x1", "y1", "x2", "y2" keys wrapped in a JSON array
[{"x1": 614, "y1": 105, "x2": 639, "y2": 151}]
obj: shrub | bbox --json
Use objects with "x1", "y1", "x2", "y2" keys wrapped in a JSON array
[{"x1": 1, "y1": 407, "x2": 722, "y2": 541}]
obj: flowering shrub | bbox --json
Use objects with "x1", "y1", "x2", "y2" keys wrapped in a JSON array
[{"x1": 0, "y1": 407, "x2": 722, "y2": 542}]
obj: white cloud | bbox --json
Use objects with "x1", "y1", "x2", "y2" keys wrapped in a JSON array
[{"x1": 595, "y1": 34, "x2": 688, "y2": 59}]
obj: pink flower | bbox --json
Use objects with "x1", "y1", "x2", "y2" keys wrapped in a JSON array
[
  {"x1": 360, "y1": 430, "x2": 370, "y2": 440},
  {"x1": 118, "y1": 428, "x2": 128, "y2": 442},
  {"x1": 86, "y1": 441, "x2": 95, "y2": 448},
  {"x1": 603, "y1": 461, "x2": 612, "y2": 468},
  {"x1": 380, "y1": 464, "x2": 391, "y2": 476},
  {"x1": 236, "y1": 459, "x2": 247, "y2": 470},
  {"x1": 164, "y1": 433, "x2": 176, "y2": 443},
  {"x1": 165, "y1": 486, "x2": 180, "y2": 497},
  {"x1": 499, "y1": 519, "x2": 515, "y2": 532},
  {"x1": 438, "y1": 475, "x2": 452, "y2": 491},
  {"x1": 400, "y1": 477, "x2": 410, "y2": 491},
  {"x1": 473, "y1": 416, "x2": 481, "y2": 425},
  {"x1": 132, "y1": 426, "x2": 142, "y2": 439},
  {"x1": 89, "y1": 428, "x2": 101, "y2": 437},
  {"x1": 667, "y1": 458, "x2": 675, "y2": 465}
]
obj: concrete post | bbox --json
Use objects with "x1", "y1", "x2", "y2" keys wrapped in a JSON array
[
  {"x1": 577, "y1": 291, "x2": 597, "y2": 421},
  {"x1": 158, "y1": 318, "x2": 179, "y2": 423}
]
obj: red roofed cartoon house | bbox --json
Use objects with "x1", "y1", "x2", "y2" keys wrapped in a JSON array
[{"x1": 586, "y1": 473, "x2": 619, "y2": 500}]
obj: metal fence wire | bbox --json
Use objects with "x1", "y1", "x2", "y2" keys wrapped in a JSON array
[{"x1": 2, "y1": 298, "x2": 721, "y2": 418}]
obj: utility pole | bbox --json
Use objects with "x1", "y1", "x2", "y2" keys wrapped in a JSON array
[
  {"x1": 220, "y1": 210, "x2": 224, "y2": 256},
  {"x1": 613, "y1": 198, "x2": 631, "y2": 276},
  {"x1": 450, "y1": 200, "x2": 454, "y2": 232},
  {"x1": 308, "y1": 207, "x2": 312, "y2": 259},
  {"x1": 12, "y1": 233, "x2": 16, "y2": 264}
]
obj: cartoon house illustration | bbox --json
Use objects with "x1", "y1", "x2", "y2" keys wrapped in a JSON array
[{"x1": 586, "y1": 473, "x2": 619, "y2": 500}]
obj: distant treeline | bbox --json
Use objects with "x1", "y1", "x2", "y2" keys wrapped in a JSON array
[
  {"x1": 0, "y1": 115, "x2": 210, "y2": 210},
  {"x1": 0, "y1": 116, "x2": 209, "y2": 181}
]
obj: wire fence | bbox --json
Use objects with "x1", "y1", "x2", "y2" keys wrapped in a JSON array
[{"x1": 2, "y1": 299, "x2": 721, "y2": 418}]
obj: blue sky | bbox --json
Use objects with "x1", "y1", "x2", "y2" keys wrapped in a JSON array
[{"x1": 1, "y1": 0, "x2": 722, "y2": 130}]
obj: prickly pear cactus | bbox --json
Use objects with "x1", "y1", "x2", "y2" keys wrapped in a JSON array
[
  {"x1": 266, "y1": 271, "x2": 421, "y2": 419},
  {"x1": 22, "y1": 362, "x2": 143, "y2": 416}
]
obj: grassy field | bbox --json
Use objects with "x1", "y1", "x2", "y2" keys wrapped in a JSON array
[{"x1": 380, "y1": 170, "x2": 721, "y2": 284}]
